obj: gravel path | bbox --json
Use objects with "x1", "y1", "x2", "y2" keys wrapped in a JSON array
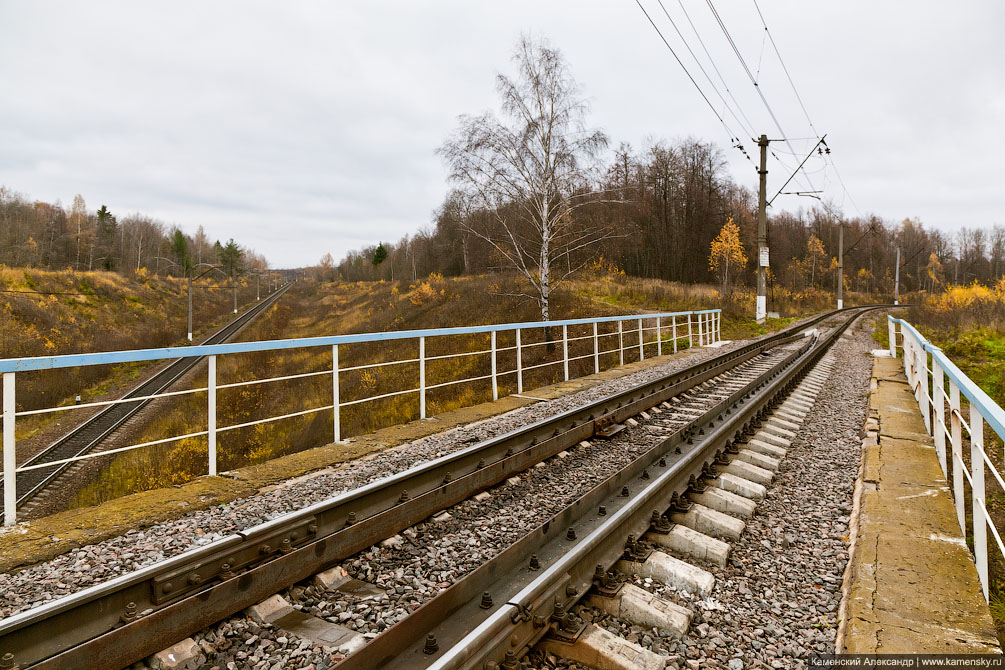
[
  {"x1": 533, "y1": 315, "x2": 875, "y2": 670},
  {"x1": 0, "y1": 336, "x2": 766, "y2": 618}
]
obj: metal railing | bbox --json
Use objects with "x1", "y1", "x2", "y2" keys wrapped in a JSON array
[
  {"x1": 0, "y1": 309, "x2": 721, "y2": 525},
  {"x1": 888, "y1": 316, "x2": 1005, "y2": 601}
]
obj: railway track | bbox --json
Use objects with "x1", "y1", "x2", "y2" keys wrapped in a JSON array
[
  {"x1": 1, "y1": 282, "x2": 292, "y2": 520},
  {"x1": 0, "y1": 306, "x2": 882, "y2": 670}
]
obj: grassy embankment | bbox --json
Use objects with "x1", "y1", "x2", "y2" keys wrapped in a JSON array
[
  {"x1": 580, "y1": 275, "x2": 885, "y2": 339},
  {"x1": 0, "y1": 266, "x2": 257, "y2": 442},
  {"x1": 878, "y1": 283, "x2": 1005, "y2": 639},
  {"x1": 71, "y1": 271, "x2": 863, "y2": 507}
]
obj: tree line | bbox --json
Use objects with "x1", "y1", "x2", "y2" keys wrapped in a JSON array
[
  {"x1": 321, "y1": 37, "x2": 999, "y2": 314},
  {"x1": 0, "y1": 186, "x2": 267, "y2": 280}
]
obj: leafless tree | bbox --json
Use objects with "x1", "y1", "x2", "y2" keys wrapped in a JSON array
[{"x1": 438, "y1": 36, "x2": 613, "y2": 321}]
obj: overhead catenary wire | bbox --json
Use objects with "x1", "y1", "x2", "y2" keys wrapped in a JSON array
[
  {"x1": 674, "y1": 0, "x2": 759, "y2": 140},
  {"x1": 825, "y1": 152, "x2": 862, "y2": 216},
  {"x1": 634, "y1": 0, "x2": 754, "y2": 164},
  {"x1": 704, "y1": 0, "x2": 817, "y2": 192},
  {"x1": 751, "y1": 0, "x2": 820, "y2": 138},
  {"x1": 640, "y1": 0, "x2": 860, "y2": 213},
  {"x1": 768, "y1": 135, "x2": 827, "y2": 206},
  {"x1": 751, "y1": 0, "x2": 864, "y2": 217},
  {"x1": 654, "y1": 0, "x2": 756, "y2": 141}
]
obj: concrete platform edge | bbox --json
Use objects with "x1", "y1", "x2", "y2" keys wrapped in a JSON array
[{"x1": 836, "y1": 355, "x2": 1001, "y2": 654}]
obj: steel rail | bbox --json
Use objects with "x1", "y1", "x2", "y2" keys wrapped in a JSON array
[
  {"x1": 0, "y1": 307, "x2": 860, "y2": 669},
  {"x1": 340, "y1": 343, "x2": 809, "y2": 669},
  {"x1": 2, "y1": 282, "x2": 292, "y2": 516},
  {"x1": 360, "y1": 306, "x2": 879, "y2": 670}
]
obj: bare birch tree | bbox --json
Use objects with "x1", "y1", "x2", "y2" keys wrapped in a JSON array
[
  {"x1": 71, "y1": 194, "x2": 88, "y2": 270},
  {"x1": 438, "y1": 36, "x2": 611, "y2": 321}
]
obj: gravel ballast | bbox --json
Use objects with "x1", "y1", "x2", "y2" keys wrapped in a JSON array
[
  {"x1": 182, "y1": 344, "x2": 799, "y2": 670},
  {"x1": 0, "y1": 335, "x2": 762, "y2": 618},
  {"x1": 533, "y1": 316, "x2": 875, "y2": 670},
  {"x1": 0, "y1": 312, "x2": 876, "y2": 670}
]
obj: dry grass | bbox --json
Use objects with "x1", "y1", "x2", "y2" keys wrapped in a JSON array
[
  {"x1": 70, "y1": 271, "x2": 882, "y2": 507},
  {"x1": 0, "y1": 267, "x2": 257, "y2": 439},
  {"x1": 908, "y1": 281, "x2": 1005, "y2": 334},
  {"x1": 73, "y1": 273, "x2": 708, "y2": 505}
]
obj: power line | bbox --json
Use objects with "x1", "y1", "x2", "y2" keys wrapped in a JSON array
[
  {"x1": 769, "y1": 135, "x2": 827, "y2": 205},
  {"x1": 826, "y1": 153, "x2": 862, "y2": 216},
  {"x1": 654, "y1": 0, "x2": 755, "y2": 141},
  {"x1": 751, "y1": 0, "x2": 820, "y2": 138},
  {"x1": 674, "y1": 0, "x2": 759, "y2": 140},
  {"x1": 634, "y1": 0, "x2": 754, "y2": 164},
  {"x1": 1, "y1": 285, "x2": 243, "y2": 298},
  {"x1": 750, "y1": 0, "x2": 865, "y2": 217},
  {"x1": 704, "y1": 0, "x2": 817, "y2": 192}
]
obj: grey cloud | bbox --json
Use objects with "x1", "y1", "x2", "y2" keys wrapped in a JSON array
[{"x1": 1, "y1": 1, "x2": 1002, "y2": 268}]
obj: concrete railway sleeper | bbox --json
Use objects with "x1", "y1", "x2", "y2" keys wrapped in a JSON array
[
  {"x1": 333, "y1": 314, "x2": 859, "y2": 670},
  {"x1": 0, "y1": 307, "x2": 878, "y2": 670}
]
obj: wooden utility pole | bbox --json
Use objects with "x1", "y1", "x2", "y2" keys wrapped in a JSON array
[{"x1": 756, "y1": 134, "x2": 769, "y2": 322}]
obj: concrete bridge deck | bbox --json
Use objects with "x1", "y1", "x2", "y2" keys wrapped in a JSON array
[{"x1": 838, "y1": 354, "x2": 1001, "y2": 653}]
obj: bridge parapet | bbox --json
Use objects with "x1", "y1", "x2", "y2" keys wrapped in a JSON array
[
  {"x1": 889, "y1": 315, "x2": 1005, "y2": 601},
  {"x1": 1, "y1": 309, "x2": 721, "y2": 525},
  {"x1": 838, "y1": 316, "x2": 1004, "y2": 654}
]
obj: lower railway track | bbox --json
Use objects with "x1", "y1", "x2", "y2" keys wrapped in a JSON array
[
  {"x1": 0, "y1": 306, "x2": 882, "y2": 670},
  {"x1": 2, "y1": 282, "x2": 292, "y2": 521}
]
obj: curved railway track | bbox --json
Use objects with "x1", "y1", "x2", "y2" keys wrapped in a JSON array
[
  {"x1": 0, "y1": 305, "x2": 885, "y2": 670},
  {"x1": 1, "y1": 282, "x2": 292, "y2": 519}
]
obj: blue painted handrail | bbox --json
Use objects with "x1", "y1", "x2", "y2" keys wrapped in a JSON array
[
  {"x1": 0, "y1": 309, "x2": 721, "y2": 373},
  {"x1": 888, "y1": 315, "x2": 1005, "y2": 439}
]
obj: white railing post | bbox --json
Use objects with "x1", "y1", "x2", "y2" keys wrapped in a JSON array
[
  {"x1": 657, "y1": 317, "x2": 662, "y2": 357},
  {"x1": 491, "y1": 331, "x2": 498, "y2": 400},
  {"x1": 562, "y1": 325, "x2": 569, "y2": 381},
  {"x1": 950, "y1": 380, "x2": 965, "y2": 534},
  {"x1": 911, "y1": 336, "x2": 920, "y2": 404},
  {"x1": 888, "y1": 318, "x2": 897, "y2": 357},
  {"x1": 516, "y1": 329, "x2": 523, "y2": 394},
  {"x1": 687, "y1": 314, "x2": 693, "y2": 348},
  {"x1": 697, "y1": 313, "x2": 704, "y2": 347},
  {"x1": 3, "y1": 373, "x2": 15, "y2": 526},
  {"x1": 933, "y1": 358, "x2": 947, "y2": 476},
  {"x1": 419, "y1": 337, "x2": 426, "y2": 419},
  {"x1": 972, "y1": 407, "x2": 989, "y2": 601},
  {"x1": 908, "y1": 332, "x2": 915, "y2": 378},
  {"x1": 672, "y1": 316, "x2": 678, "y2": 353},
  {"x1": 593, "y1": 322, "x2": 599, "y2": 374},
  {"x1": 638, "y1": 318, "x2": 644, "y2": 361},
  {"x1": 920, "y1": 346, "x2": 932, "y2": 435},
  {"x1": 332, "y1": 345, "x2": 341, "y2": 442},
  {"x1": 618, "y1": 320, "x2": 624, "y2": 366},
  {"x1": 208, "y1": 355, "x2": 217, "y2": 477}
]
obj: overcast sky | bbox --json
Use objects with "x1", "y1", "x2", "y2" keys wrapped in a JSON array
[{"x1": 2, "y1": 1, "x2": 1002, "y2": 268}]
